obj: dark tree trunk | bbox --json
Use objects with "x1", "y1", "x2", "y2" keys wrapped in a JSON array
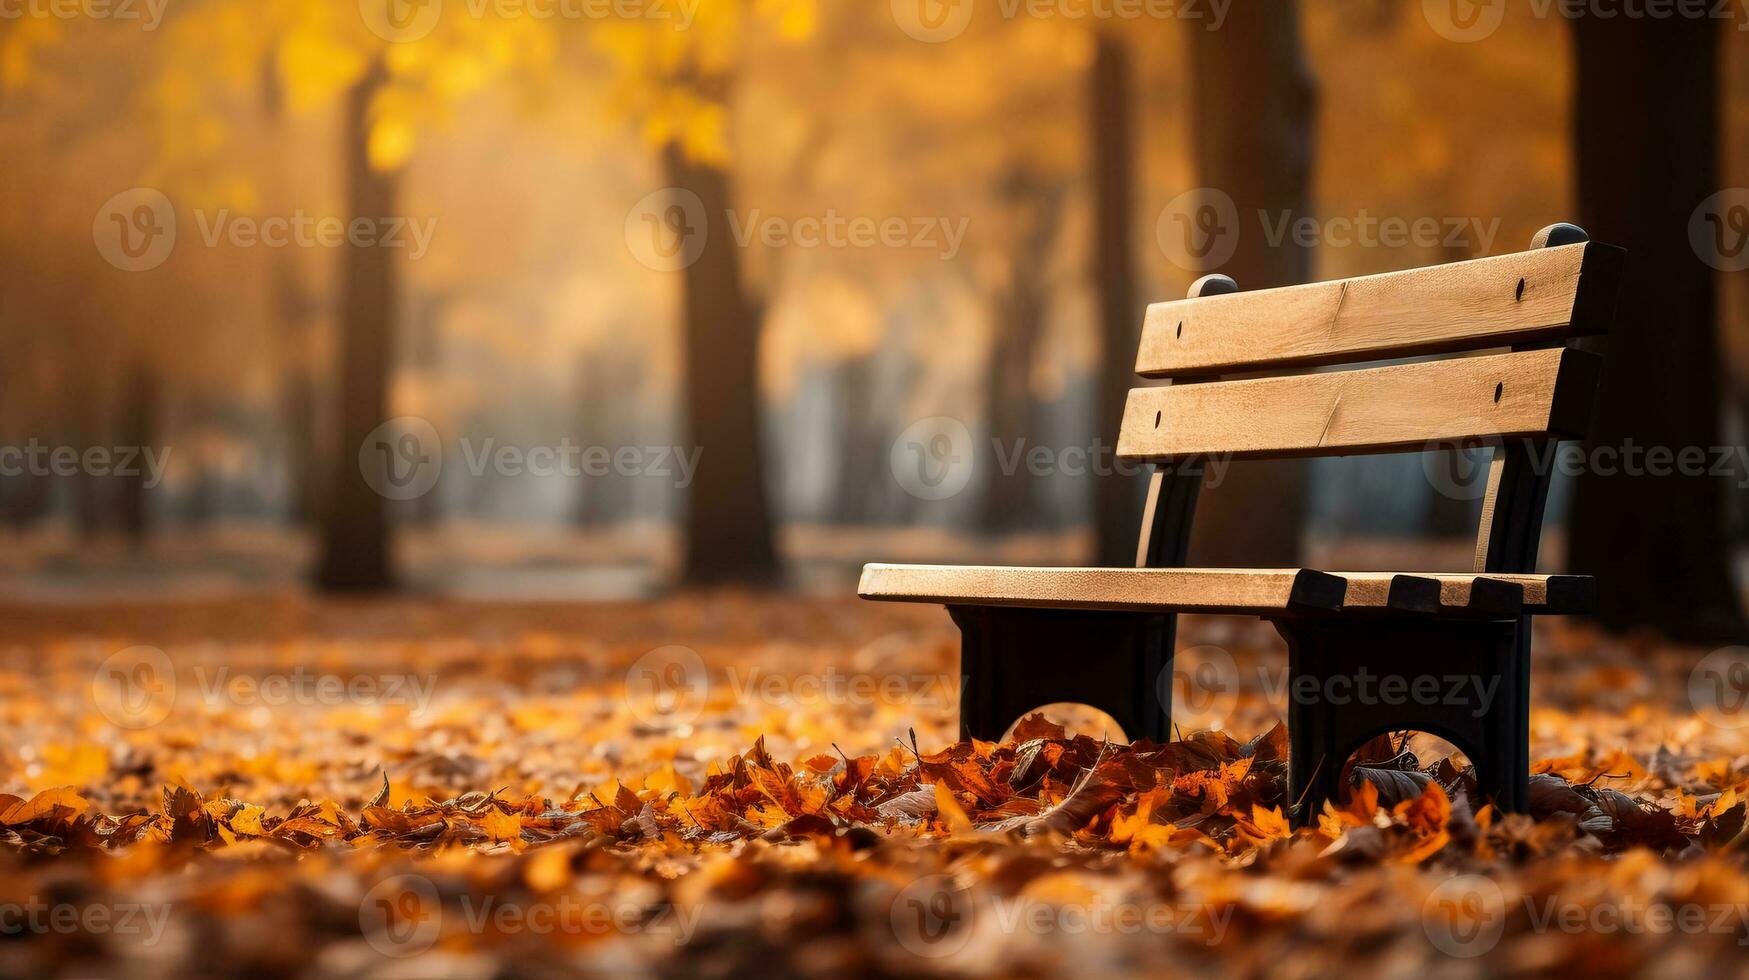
[
  {"x1": 1182, "y1": 3, "x2": 1318, "y2": 568},
  {"x1": 667, "y1": 144, "x2": 780, "y2": 585},
  {"x1": 116, "y1": 363, "x2": 157, "y2": 542},
  {"x1": 1567, "y1": 15, "x2": 1746, "y2": 641},
  {"x1": 315, "y1": 61, "x2": 398, "y2": 591},
  {"x1": 1090, "y1": 33, "x2": 1145, "y2": 566},
  {"x1": 981, "y1": 170, "x2": 1065, "y2": 535},
  {"x1": 273, "y1": 257, "x2": 321, "y2": 526},
  {"x1": 70, "y1": 387, "x2": 108, "y2": 538}
]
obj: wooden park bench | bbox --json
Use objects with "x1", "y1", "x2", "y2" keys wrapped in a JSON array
[{"x1": 859, "y1": 223, "x2": 1623, "y2": 822}]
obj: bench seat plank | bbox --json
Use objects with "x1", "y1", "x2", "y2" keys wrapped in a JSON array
[
  {"x1": 859, "y1": 564, "x2": 1346, "y2": 614},
  {"x1": 859, "y1": 564, "x2": 1593, "y2": 617}
]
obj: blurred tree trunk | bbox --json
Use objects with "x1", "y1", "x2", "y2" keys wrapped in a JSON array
[
  {"x1": 1567, "y1": 15, "x2": 1746, "y2": 641},
  {"x1": 115, "y1": 362, "x2": 157, "y2": 542},
  {"x1": 262, "y1": 53, "x2": 324, "y2": 529},
  {"x1": 981, "y1": 169, "x2": 1065, "y2": 535},
  {"x1": 574, "y1": 347, "x2": 634, "y2": 526},
  {"x1": 666, "y1": 144, "x2": 779, "y2": 585},
  {"x1": 1090, "y1": 32, "x2": 1144, "y2": 566},
  {"x1": 70, "y1": 370, "x2": 108, "y2": 539},
  {"x1": 835, "y1": 353, "x2": 881, "y2": 524},
  {"x1": 315, "y1": 61, "x2": 397, "y2": 591},
  {"x1": 273, "y1": 258, "x2": 321, "y2": 526},
  {"x1": 1182, "y1": 4, "x2": 1317, "y2": 568}
]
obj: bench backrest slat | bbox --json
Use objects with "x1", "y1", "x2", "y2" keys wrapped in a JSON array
[
  {"x1": 1135, "y1": 242, "x2": 1623, "y2": 378},
  {"x1": 1116, "y1": 347, "x2": 1600, "y2": 462}
]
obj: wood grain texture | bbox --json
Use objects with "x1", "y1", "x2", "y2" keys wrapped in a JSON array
[
  {"x1": 858, "y1": 564, "x2": 1345, "y2": 614},
  {"x1": 1135, "y1": 241, "x2": 1623, "y2": 377},
  {"x1": 1116, "y1": 347, "x2": 1600, "y2": 462},
  {"x1": 858, "y1": 564, "x2": 1593, "y2": 617}
]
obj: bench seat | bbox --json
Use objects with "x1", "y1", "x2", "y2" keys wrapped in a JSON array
[{"x1": 858, "y1": 563, "x2": 1593, "y2": 618}]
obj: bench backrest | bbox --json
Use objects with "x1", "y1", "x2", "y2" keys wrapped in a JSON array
[{"x1": 1123, "y1": 223, "x2": 1624, "y2": 576}]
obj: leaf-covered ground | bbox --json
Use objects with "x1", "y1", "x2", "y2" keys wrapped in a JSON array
[{"x1": 0, "y1": 593, "x2": 1745, "y2": 978}]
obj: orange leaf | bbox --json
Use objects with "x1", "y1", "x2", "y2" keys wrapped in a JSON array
[
  {"x1": 480, "y1": 807, "x2": 523, "y2": 846},
  {"x1": 933, "y1": 781, "x2": 974, "y2": 833},
  {"x1": 0, "y1": 787, "x2": 90, "y2": 826}
]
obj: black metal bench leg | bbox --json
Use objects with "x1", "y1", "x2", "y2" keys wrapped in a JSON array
[
  {"x1": 948, "y1": 606, "x2": 1172, "y2": 744},
  {"x1": 1273, "y1": 615, "x2": 1530, "y2": 826}
]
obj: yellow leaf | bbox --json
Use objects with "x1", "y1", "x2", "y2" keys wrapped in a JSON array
[
  {"x1": 230, "y1": 804, "x2": 268, "y2": 837},
  {"x1": 933, "y1": 781, "x2": 973, "y2": 833},
  {"x1": 1249, "y1": 804, "x2": 1292, "y2": 841},
  {"x1": 480, "y1": 807, "x2": 523, "y2": 845},
  {"x1": 645, "y1": 763, "x2": 692, "y2": 797},
  {"x1": 0, "y1": 787, "x2": 91, "y2": 826},
  {"x1": 1711, "y1": 785, "x2": 1739, "y2": 818}
]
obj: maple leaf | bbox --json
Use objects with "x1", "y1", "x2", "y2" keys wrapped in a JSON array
[
  {"x1": 1393, "y1": 782, "x2": 1453, "y2": 865},
  {"x1": 480, "y1": 807, "x2": 525, "y2": 849},
  {"x1": 1233, "y1": 804, "x2": 1293, "y2": 850}
]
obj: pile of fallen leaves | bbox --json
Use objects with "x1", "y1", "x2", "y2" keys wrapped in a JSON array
[{"x1": 0, "y1": 594, "x2": 1745, "y2": 978}]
